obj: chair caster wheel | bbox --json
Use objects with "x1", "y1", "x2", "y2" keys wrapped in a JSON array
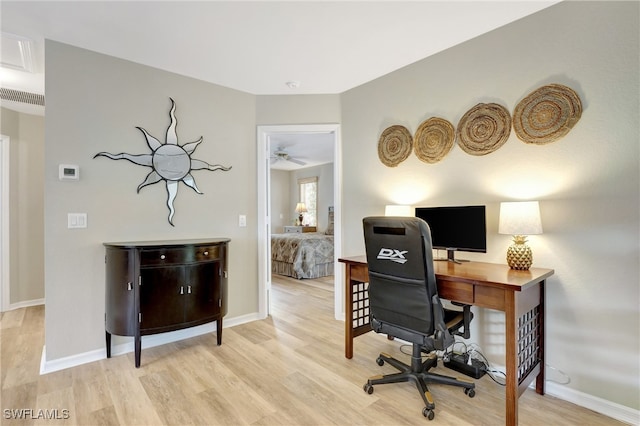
[
  {"x1": 422, "y1": 408, "x2": 435, "y2": 420},
  {"x1": 465, "y1": 388, "x2": 476, "y2": 398},
  {"x1": 363, "y1": 383, "x2": 374, "y2": 394},
  {"x1": 376, "y1": 357, "x2": 384, "y2": 366}
]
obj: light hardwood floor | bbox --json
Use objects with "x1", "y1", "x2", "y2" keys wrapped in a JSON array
[{"x1": 1, "y1": 275, "x2": 624, "y2": 425}]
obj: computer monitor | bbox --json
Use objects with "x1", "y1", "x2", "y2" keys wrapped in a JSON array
[{"x1": 415, "y1": 205, "x2": 486, "y2": 263}]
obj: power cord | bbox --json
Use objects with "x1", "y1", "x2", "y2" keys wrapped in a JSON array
[
  {"x1": 397, "y1": 339, "x2": 569, "y2": 387},
  {"x1": 441, "y1": 341, "x2": 506, "y2": 385},
  {"x1": 546, "y1": 364, "x2": 571, "y2": 385}
]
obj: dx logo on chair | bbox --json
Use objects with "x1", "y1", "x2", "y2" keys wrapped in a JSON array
[{"x1": 376, "y1": 248, "x2": 408, "y2": 264}]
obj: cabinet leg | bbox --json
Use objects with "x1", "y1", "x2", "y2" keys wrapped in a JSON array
[
  {"x1": 106, "y1": 331, "x2": 112, "y2": 358},
  {"x1": 216, "y1": 318, "x2": 223, "y2": 346},
  {"x1": 135, "y1": 334, "x2": 141, "y2": 368}
]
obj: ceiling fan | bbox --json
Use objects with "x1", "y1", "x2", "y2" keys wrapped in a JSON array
[{"x1": 270, "y1": 147, "x2": 306, "y2": 166}]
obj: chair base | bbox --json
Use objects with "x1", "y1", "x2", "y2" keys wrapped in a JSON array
[{"x1": 363, "y1": 344, "x2": 476, "y2": 420}]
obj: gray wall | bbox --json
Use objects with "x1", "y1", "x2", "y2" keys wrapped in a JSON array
[
  {"x1": 270, "y1": 163, "x2": 334, "y2": 233},
  {"x1": 43, "y1": 42, "x2": 343, "y2": 363},
  {"x1": 289, "y1": 163, "x2": 334, "y2": 232},
  {"x1": 269, "y1": 169, "x2": 290, "y2": 234},
  {"x1": 340, "y1": 1, "x2": 639, "y2": 410},
  {"x1": 256, "y1": 95, "x2": 340, "y2": 125},
  {"x1": 1, "y1": 108, "x2": 45, "y2": 304},
  {"x1": 45, "y1": 40, "x2": 257, "y2": 360}
]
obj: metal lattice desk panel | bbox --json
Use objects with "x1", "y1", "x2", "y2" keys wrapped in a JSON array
[
  {"x1": 517, "y1": 305, "x2": 541, "y2": 383},
  {"x1": 351, "y1": 281, "x2": 371, "y2": 336}
]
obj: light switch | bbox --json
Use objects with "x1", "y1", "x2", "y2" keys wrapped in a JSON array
[
  {"x1": 238, "y1": 214, "x2": 247, "y2": 227},
  {"x1": 68, "y1": 213, "x2": 87, "y2": 229}
]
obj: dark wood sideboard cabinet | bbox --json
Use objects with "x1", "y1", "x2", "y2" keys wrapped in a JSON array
[{"x1": 103, "y1": 238, "x2": 230, "y2": 367}]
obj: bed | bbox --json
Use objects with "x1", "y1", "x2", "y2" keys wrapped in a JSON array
[{"x1": 271, "y1": 232, "x2": 334, "y2": 279}]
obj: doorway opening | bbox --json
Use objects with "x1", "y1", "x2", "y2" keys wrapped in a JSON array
[{"x1": 257, "y1": 124, "x2": 343, "y2": 320}]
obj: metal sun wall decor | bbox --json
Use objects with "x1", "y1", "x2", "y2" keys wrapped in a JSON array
[{"x1": 94, "y1": 98, "x2": 232, "y2": 226}]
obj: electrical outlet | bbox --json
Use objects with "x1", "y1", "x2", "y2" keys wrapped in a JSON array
[{"x1": 238, "y1": 214, "x2": 247, "y2": 227}]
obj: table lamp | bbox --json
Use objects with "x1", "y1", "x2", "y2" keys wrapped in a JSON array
[
  {"x1": 384, "y1": 205, "x2": 412, "y2": 217},
  {"x1": 498, "y1": 201, "x2": 542, "y2": 270},
  {"x1": 295, "y1": 202, "x2": 307, "y2": 225}
]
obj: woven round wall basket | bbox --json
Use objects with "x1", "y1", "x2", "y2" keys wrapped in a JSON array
[
  {"x1": 456, "y1": 103, "x2": 511, "y2": 156},
  {"x1": 414, "y1": 117, "x2": 455, "y2": 164},
  {"x1": 378, "y1": 125, "x2": 413, "y2": 167},
  {"x1": 513, "y1": 83, "x2": 582, "y2": 145}
]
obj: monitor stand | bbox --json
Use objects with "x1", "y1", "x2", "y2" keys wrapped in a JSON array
[{"x1": 434, "y1": 249, "x2": 471, "y2": 264}]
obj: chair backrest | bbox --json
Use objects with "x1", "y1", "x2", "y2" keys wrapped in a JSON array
[{"x1": 363, "y1": 217, "x2": 449, "y2": 347}]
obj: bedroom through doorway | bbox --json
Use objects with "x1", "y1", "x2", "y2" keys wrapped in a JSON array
[{"x1": 257, "y1": 124, "x2": 342, "y2": 321}]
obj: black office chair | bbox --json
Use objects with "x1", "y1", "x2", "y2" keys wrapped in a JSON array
[{"x1": 362, "y1": 216, "x2": 476, "y2": 420}]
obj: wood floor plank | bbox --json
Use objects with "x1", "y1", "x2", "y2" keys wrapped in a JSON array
[
  {"x1": 0, "y1": 382, "x2": 39, "y2": 425},
  {"x1": 75, "y1": 405, "x2": 120, "y2": 426},
  {"x1": 72, "y1": 375, "x2": 113, "y2": 418},
  {"x1": 104, "y1": 368, "x2": 164, "y2": 425},
  {"x1": 0, "y1": 273, "x2": 627, "y2": 425},
  {"x1": 33, "y1": 386, "x2": 75, "y2": 426},
  {"x1": 36, "y1": 368, "x2": 72, "y2": 397},
  {"x1": 0, "y1": 308, "x2": 25, "y2": 329},
  {"x1": 139, "y1": 369, "x2": 207, "y2": 425},
  {"x1": 192, "y1": 372, "x2": 278, "y2": 425}
]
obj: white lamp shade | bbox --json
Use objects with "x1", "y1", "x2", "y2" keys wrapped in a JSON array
[
  {"x1": 295, "y1": 202, "x2": 307, "y2": 213},
  {"x1": 499, "y1": 201, "x2": 543, "y2": 235},
  {"x1": 384, "y1": 205, "x2": 412, "y2": 217}
]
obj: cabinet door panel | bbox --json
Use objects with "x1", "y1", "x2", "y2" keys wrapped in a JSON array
[
  {"x1": 105, "y1": 248, "x2": 136, "y2": 335},
  {"x1": 140, "y1": 267, "x2": 184, "y2": 331},
  {"x1": 185, "y1": 261, "x2": 220, "y2": 322}
]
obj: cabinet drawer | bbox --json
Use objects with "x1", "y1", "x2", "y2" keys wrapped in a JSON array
[
  {"x1": 475, "y1": 286, "x2": 505, "y2": 310},
  {"x1": 195, "y1": 245, "x2": 221, "y2": 261},
  {"x1": 140, "y1": 248, "x2": 190, "y2": 265}
]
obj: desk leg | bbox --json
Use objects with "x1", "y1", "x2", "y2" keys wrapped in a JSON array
[
  {"x1": 345, "y1": 275, "x2": 354, "y2": 359},
  {"x1": 536, "y1": 280, "x2": 546, "y2": 395},
  {"x1": 505, "y1": 280, "x2": 546, "y2": 425},
  {"x1": 505, "y1": 293, "x2": 518, "y2": 426}
]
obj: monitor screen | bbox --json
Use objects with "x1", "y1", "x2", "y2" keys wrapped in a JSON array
[{"x1": 415, "y1": 205, "x2": 487, "y2": 259}]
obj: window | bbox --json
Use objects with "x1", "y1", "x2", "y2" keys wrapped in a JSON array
[{"x1": 298, "y1": 177, "x2": 317, "y2": 226}]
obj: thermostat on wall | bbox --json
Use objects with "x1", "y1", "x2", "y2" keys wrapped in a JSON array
[{"x1": 59, "y1": 164, "x2": 79, "y2": 180}]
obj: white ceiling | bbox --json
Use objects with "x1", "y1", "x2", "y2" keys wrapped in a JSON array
[
  {"x1": 0, "y1": 0, "x2": 558, "y2": 167},
  {"x1": 269, "y1": 131, "x2": 335, "y2": 170}
]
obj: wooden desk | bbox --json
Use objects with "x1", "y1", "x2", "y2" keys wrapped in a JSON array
[{"x1": 339, "y1": 255, "x2": 554, "y2": 426}]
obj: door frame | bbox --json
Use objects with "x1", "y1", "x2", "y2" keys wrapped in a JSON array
[
  {"x1": 256, "y1": 124, "x2": 343, "y2": 320},
  {"x1": 1, "y1": 135, "x2": 10, "y2": 312}
]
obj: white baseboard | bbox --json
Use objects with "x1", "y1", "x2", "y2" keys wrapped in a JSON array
[
  {"x1": 545, "y1": 382, "x2": 639, "y2": 425},
  {"x1": 40, "y1": 311, "x2": 261, "y2": 375},
  {"x1": 6, "y1": 298, "x2": 45, "y2": 311},
  {"x1": 484, "y1": 361, "x2": 639, "y2": 424}
]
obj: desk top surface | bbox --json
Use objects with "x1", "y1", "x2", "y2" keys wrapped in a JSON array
[{"x1": 339, "y1": 255, "x2": 554, "y2": 291}]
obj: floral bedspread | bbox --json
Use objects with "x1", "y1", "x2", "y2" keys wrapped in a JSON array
[{"x1": 271, "y1": 232, "x2": 334, "y2": 278}]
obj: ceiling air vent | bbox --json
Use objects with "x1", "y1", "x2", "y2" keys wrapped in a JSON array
[{"x1": 0, "y1": 88, "x2": 45, "y2": 106}]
